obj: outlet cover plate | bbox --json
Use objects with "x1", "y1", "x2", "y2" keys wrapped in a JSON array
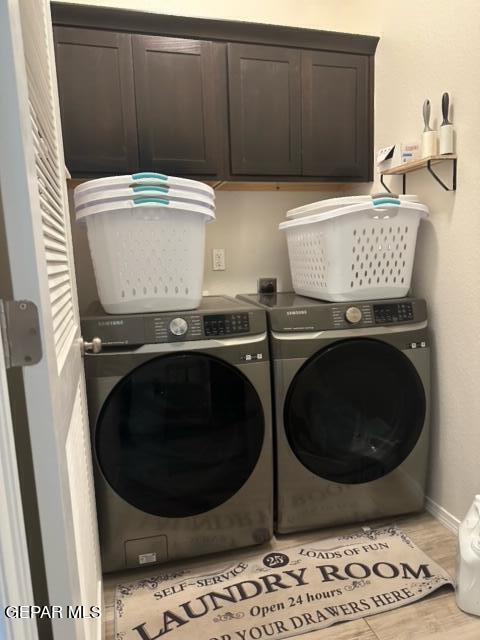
[{"x1": 212, "y1": 248, "x2": 226, "y2": 271}]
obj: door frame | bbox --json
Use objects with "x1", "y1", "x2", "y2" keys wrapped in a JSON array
[{"x1": 0, "y1": 335, "x2": 38, "y2": 640}]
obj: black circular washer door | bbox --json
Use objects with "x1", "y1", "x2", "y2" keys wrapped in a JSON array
[
  {"x1": 96, "y1": 352, "x2": 264, "y2": 518},
  {"x1": 284, "y1": 338, "x2": 426, "y2": 484}
]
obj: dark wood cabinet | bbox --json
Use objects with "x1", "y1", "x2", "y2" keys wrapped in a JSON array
[
  {"x1": 132, "y1": 36, "x2": 225, "y2": 176},
  {"x1": 54, "y1": 27, "x2": 138, "y2": 174},
  {"x1": 302, "y1": 51, "x2": 370, "y2": 178},
  {"x1": 227, "y1": 44, "x2": 301, "y2": 176},
  {"x1": 227, "y1": 46, "x2": 371, "y2": 180},
  {"x1": 51, "y1": 6, "x2": 378, "y2": 182}
]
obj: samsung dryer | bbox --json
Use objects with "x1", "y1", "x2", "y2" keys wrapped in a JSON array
[
  {"x1": 238, "y1": 293, "x2": 430, "y2": 534},
  {"x1": 82, "y1": 296, "x2": 273, "y2": 572}
]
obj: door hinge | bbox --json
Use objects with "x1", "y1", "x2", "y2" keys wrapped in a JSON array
[{"x1": 0, "y1": 300, "x2": 42, "y2": 369}]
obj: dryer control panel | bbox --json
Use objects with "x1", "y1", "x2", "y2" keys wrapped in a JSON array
[
  {"x1": 373, "y1": 302, "x2": 414, "y2": 324},
  {"x1": 260, "y1": 296, "x2": 426, "y2": 332},
  {"x1": 331, "y1": 300, "x2": 418, "y2": 329}
]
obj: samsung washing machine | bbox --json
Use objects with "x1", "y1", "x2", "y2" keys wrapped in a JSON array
[
  {"x1": 238, "y1": 293, "x2": 430, "y2": 534},
  {"x1": 82, "y1": 296, "x2": 273, "y2": 572}
]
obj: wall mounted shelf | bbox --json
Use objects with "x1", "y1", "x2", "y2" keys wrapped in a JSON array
[{"x1": 380, "y1": 154, "x2": 457, "y2": 194}]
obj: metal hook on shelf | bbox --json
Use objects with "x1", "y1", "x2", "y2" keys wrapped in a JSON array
[
  {"x1": 380, "y1": 173, "x2": 406, "y2": 195},
  {"x1": 426, "y1": 157, "x2": 457, "y2": 191}
]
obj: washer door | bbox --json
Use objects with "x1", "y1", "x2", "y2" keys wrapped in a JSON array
[
  {"x1": 284, "y1": 338, "x2": 426, "y2": 484},
  {"x1": 95, "y1": 353, "x2": 264, "y2": 517}
]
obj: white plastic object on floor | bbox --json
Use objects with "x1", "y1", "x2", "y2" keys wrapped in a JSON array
[
  {"x1": 456, "y1": 495, "x2": 480, "y2": 616},
  {"x1": 286, "y1": 194, "x2": 420, "y2": 219},
  {"x1": 74, "y1": 185, "x2": 215, "y2": 211},
  {"x1": 75, "y1": 197, "x2": 215, "y2": 314},
  {"x1": 73, "y1": 171, "x2": 215, "y2": 206},
  {"x1": 279, "y1": 196, "x2": 428, "y2": 302}
]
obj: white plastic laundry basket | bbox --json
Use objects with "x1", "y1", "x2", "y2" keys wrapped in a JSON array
[
  {"x1": 74, "y1": 171, "x2": 214, "y2": 207},
  {"x1": 75, "y1": 185, "x2": 215, "y2": 211},
  {"x1": 280, "y1": 195, "x2": 428, "y2": 302},
  {"x1": 76, "y1": 197, "x2": 215, "y2": 313},
  {"x1": 285, "y1": 194, "x2": 420, "y2": 219}
]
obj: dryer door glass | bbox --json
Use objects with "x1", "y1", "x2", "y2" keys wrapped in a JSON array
[
  {"x1": 284, "y1": 338, "x2": 426, "y2": 484},
  {"x1": 96, "y1": 353, "x2": 265, "y2": 517}
]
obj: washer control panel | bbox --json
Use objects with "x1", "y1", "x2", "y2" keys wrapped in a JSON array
[
  {"x1": 153, "y1": 314, "x2": 202, "y2": 341},
  {"x1": 331, "y1": 303, "x2": 374, "y2": 329},
  {"x1": 204, "y1": 313, "x2": 250, "y2": 337},
  {"x1": 81, "y1": 297, "x2": 266, "y2": 347},
  {"x1": 169, "y1": 317, "x2": 188, "y2": 336},
  {"x1": 373, "y1": 302, "x2": 414, "y2": 324},
  {"x1": 345, "y1": 306, "x2": 363, "y2": 324}
]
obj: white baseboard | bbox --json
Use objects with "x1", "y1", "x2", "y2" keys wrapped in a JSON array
[{"x1": 426, "y1": 496, "x2": 460, "y2": 534}]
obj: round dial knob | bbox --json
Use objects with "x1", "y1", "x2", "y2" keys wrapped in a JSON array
[
  {"x1": 345, "y1": 306, "x2": 362, "y2": 324},
  {"x1": 169, "y1": 317, "x2": 188, "y2": 336}
]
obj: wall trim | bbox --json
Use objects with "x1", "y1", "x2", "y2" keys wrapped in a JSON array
[
  {"x1": 426, "y1": 496, "x2": 461, "y2": 534},
  {"x1": 50, "y1": 2, "x2": 379, "y2": 56}
]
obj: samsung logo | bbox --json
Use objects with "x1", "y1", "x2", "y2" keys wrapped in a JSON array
[
  {"x1": 286, "y1": 310, "x2": 308, "y2": 316},
  {"x1": 97, "y1": 320, "x2": 124, "y2": 326}
]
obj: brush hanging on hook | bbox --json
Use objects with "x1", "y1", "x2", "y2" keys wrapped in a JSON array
[
  {"x1": 440, "y1": 92, "x2": 454, "y2": 154},
  {"x1": 421, "y1": 99, "x2": 437, "y2": 157}
]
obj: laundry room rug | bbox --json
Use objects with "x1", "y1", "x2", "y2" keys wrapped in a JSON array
[{"x1": 114, "y1": 526, "x2": 454, "y2": 640}]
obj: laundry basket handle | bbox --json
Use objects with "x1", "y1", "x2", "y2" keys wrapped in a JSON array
[
  {"x1": 132, "y1": 185, "x2": 169, "y2": 193},
  {"x1": 133, "y1": 197, "x2": 170, "y2": 205},
  {"x1": 372, "y1": 197, "x2": 401, "y2": 206},
  {"x1": 132, "y1": 172, "x2": 168, "y2": 180}
]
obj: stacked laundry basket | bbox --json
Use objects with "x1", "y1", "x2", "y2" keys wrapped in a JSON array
[
  {"x1": 74, "y1": 172, "x2": 215, "y2": 313},
  {"x1": 279, "y1": 194, "x2": 429, "y2": 301}
]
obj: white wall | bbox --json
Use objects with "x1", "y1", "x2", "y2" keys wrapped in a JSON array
[
  {"x1": 57, "y1": 0, "x2": 359, "y2": 32},
  {"x1": 204, "y1": 191, "x2": 342, "y2": 295}
]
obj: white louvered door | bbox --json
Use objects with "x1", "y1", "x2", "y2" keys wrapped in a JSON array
[{"x1": 0, "y1": 2, "x2": 102, "y2": 639}]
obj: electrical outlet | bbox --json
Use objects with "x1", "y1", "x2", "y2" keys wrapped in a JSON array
[
  {"x1": 258, "y1": 278, "x2": 277, "y2": 294},
  {"x1": 212, "y1": 248, "x2": 226, "y2": 271}
]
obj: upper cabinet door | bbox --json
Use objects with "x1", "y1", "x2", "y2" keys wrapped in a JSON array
[
  {"x1": 132, "y1": 36, "x2": 224, "y2": 176},
  {"x1": 54, "y1": 27, "x2": 138, "y2": 175},
  {"x1": 227, "y1": 44, "x2": 301, "y2": 176},
  {"x1": 302, "y1": 51, "x2": 370, "y2": 179}
]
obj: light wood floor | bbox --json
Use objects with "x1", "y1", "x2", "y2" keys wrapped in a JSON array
[{"x1": 103, "y1": 511, "x2": 480, "y2": 639}]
